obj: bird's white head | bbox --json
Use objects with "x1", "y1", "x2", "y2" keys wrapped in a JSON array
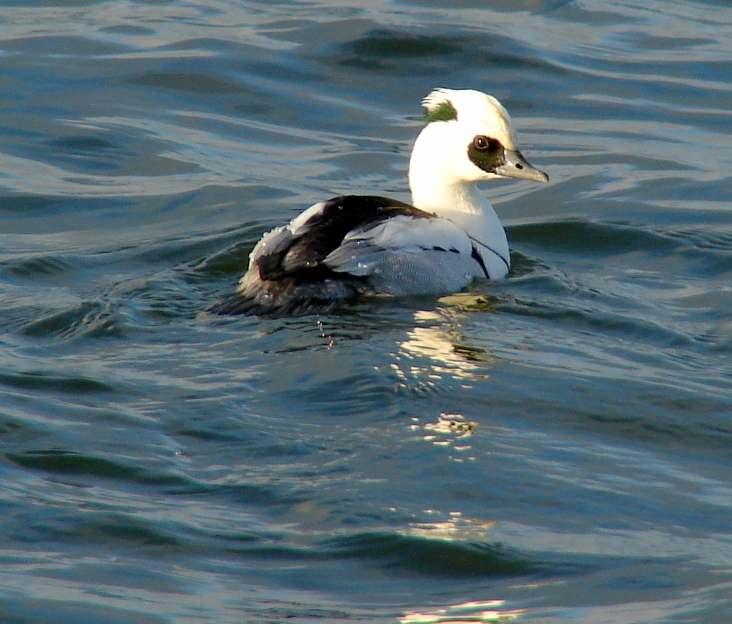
[{"x1": 408, "y1": 88, "x2": 548, "y2": 214}]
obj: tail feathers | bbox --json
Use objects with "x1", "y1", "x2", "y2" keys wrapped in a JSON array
[
  {"x1": 208, "y1": 293, "x2": 341, "y2": 317},
  {"x1": 207, "y1": 294, "x2": 261, "y2": 316},
  {"x1": 209, "y1": 267, "x2": 364, "y2": 317}
]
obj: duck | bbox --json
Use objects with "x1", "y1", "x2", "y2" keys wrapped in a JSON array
[{"x1": 211, "y1": 88, "x2": 548, "y2": 316}]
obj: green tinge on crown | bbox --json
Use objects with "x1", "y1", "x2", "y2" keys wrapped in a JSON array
[{"x1": 424, "y1": 99, "x2": 458, "y2": 123}]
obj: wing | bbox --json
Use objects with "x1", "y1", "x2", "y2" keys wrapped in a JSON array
[
  {"x1": 248, "y1": 195, "x2": 434, "y2": 282},
  {"x1": 323, "y1": 214, "x2": 486, "y2": 294},
  {"x1": 324, "y1": 215, "x2": 473, "y2": 274},
  {"x1": 211, "y1": 194, "x2": 490, "y2": 315}
]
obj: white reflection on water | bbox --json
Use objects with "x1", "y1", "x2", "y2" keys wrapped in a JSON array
[
  {"x1": 407, "y1": 510, "x2": 495, "y2": 542},
  {"x1": 400, "y1": 513, "x2": 525, "y2": 623},
  {"x1": 391, "y1": 295, "x2": 498, "y2": 462},
  {"x1": 411, "y1": 412, "x2": 478, "y2": 461},
  {"x1": 394, "y1": 295, "x2": 525, "y2": 624},
  {"x1": 401, "y1": 598, "x2": 525, "y2": 623},
  {"x1": 391, "y1": 294, "x2": 496, "y2": 391}
]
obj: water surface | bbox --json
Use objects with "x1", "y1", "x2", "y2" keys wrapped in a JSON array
[{"x1": 1, "y1": 1, "x2": 731, "y2": 622}]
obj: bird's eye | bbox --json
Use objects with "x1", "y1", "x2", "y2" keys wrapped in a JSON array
[{"x1": 473, "y1": 135, "x2": 491, "y2": 151}]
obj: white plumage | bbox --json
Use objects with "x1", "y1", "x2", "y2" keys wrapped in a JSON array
[{"x1": 211, "y1": 88, "x2": 548, "y2": 316}]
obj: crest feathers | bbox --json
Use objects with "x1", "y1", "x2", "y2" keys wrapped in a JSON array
[{"x1": 422, "y1": 88, "x2": 458, "y2": 123}]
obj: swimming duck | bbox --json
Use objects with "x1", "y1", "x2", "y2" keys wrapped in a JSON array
[{"x1": 211, "y1": 88, "x2": 548, "y2": 315}]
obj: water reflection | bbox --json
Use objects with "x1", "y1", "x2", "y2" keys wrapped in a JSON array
[
  {"x1": 423, "y1": 413, "x2": 476, "y2": 437},
  {"x1": 407, "y1": 510, "x2": 495, "y2": 541},
  {"x1": 401, "y1": 598, "x2": 525, "y2": 623},
  {"x1": 411, "y1": 412, "x2": 478, "y2": 461},
  {"x1": 391, "y1": 294, "x2": 497, "y2": 391}
]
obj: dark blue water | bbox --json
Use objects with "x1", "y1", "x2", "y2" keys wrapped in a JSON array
[{"x1": 1, "y1": 1, "x2": 731, "y2": 622}]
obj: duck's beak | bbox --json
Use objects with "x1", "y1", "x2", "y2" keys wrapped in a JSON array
[{"x1": 497, "y1": 149, "x2": 549, "y2": 183}]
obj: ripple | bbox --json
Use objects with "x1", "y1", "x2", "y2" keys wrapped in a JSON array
[
  {"x1": 2, "y1": 1, "x2": 731, "y2": 622},
  {"x1": 49, "y1": 135, "x2": 118, "y2": 154},
  {"x1": 2, "y1": 255, "x2": 74, "y2": 278},
  {"x1": 509, "y1": 219, "x2": 678, "y2": 255},
  {"x1": 341, "y1": 28, "x2": 463, "y2": 59},
  {"x1": 5, "y1": 450, "x2": 187, "y2": 487},
  {"x1": 45, "y1": 134, "x2": 127, "y2": 174},
  {"x1": 22, "y1": 300, "x2": 124, "y2": 340},
  {"x1": 183, "y1": 223, "x2": 264, "y2": 277},
  {"x1": 0, "y1": 596, "x2": 167, "y2": 624},
  {"x1": 131, "y1": 71, "x2": 250, "y2": 95},
  {"x1": 0, "y1": 370, "x2": 113, "y2": 394},
  {"x1": 329, "y1": 26, "x2": 560, "y2": 77},
  {"x1": 23, "y1": 510, "x2": 183, "y2": 549},
  {"x1": 666, "y1": 226, "x2": 732, "y2": 253},
  {"x1": 500, "y1": 296, "x2": 693, "y2": 347},
  {"x1": 320, "y1": 531, "x2": 536, "y2": 577}
]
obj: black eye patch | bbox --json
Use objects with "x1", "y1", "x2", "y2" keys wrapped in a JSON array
[
  {"x1": 467, "y1": 135, "x2": 505, "y2": 173},
  {"x1": 472, "y1": 135, "x2": 500, "y2": 152}
]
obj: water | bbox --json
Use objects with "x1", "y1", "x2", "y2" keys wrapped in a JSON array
[{"x1": 1, "y1": 1, "x2": 731, "y2": 622}]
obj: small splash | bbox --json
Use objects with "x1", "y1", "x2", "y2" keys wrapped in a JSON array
[{"x1": 316, "y1": 318, "x2": 336, "y2": 349}]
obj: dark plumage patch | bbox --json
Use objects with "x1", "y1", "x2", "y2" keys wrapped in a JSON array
[
  {"x1": 208, "y1": 289, "x2": 344, "y2": 317},
  {"x1": 467, "y1": 134, "x2": 505, "y2": 174},
  {"x1": 256, "y1": 195, "x2": 434, "y2": 283},
  {"x1": 424, "y1": 99, "x2": 458, "y2": 123},
  {"x1": 471, "y1": 246, "x2": 491, "y2": 279},
  {"x1": 208, "y1": 294, "x2": 262, "y2": 315}
]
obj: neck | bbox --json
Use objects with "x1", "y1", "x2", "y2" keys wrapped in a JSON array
[
  {"x1": 409, "y1": 172, "x2": 510, "y2": 278},
  {"x1": 407, "y1": 123, "x2": 511, "y2": 276},
  {"x1": 410, "y1": 176, "x2": 483, "y2": 217}
]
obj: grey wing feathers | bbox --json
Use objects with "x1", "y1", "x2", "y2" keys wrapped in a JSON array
[
  {"x1": 250, "y1": 195, "x2": 434, "y2": 282},
  {"x1": 209, "y1": 195, "x2": 484, "y2": 315}
]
